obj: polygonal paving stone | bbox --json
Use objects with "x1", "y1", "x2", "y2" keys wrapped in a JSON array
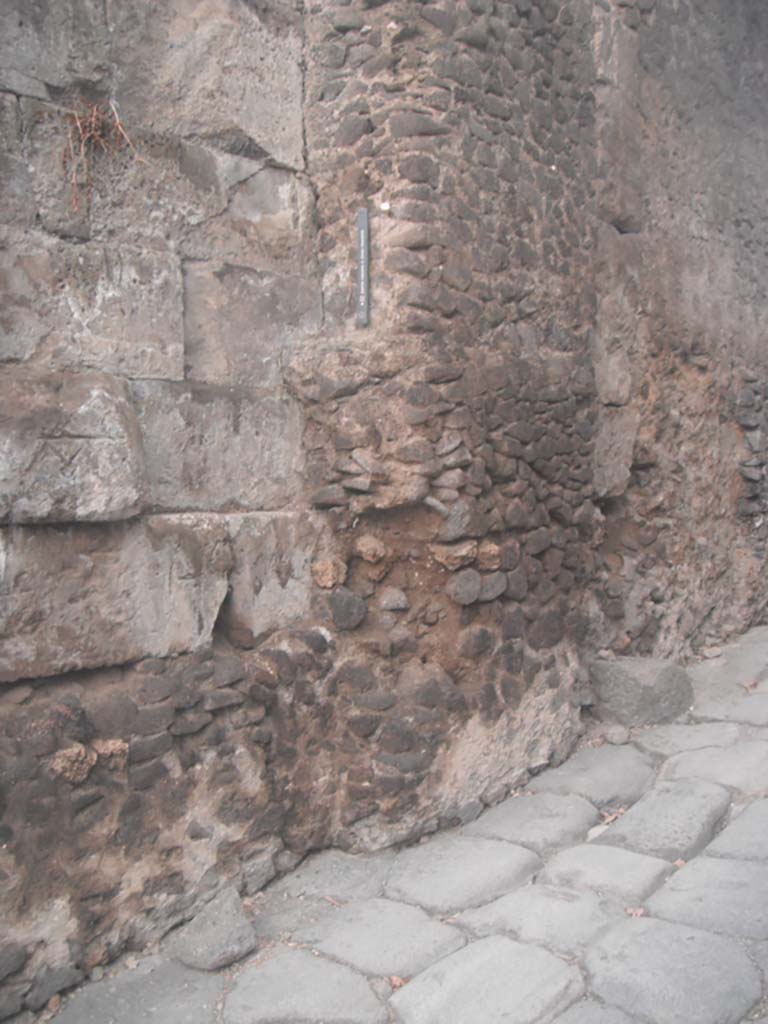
[
  {"x1": 660, "y1": 742, "x2": 768, "y2": 796},
  {"x1": 54, "y1": 956, "x2": 223, "y2": 1024},
  {"x1": 463, "y1": 793, "x2": 599, "y2": 855},
  {"x1": 385, "y1": 834, "x2": 540, "y2": 913},
  {"x1": 586, "y1": 918, "x2": 761, "y2": 1024},
  {"x1": 167, "y1": 887, "x2": 256, "y2": 970},
  {"x1": 223, "y1": 947, "x2": 386, "y2": 1024},
  {"x1": 293, "y1": 897, "x2": 465, "y2": 976},
  {"x1": 594, "y1": 779, "x2": 731, "y2": 861},
  {"x1": 646, "y1": 857, "x2": 768, "y2": 939},
  {"x1": 528, "y1": 746, "x2": 655, "y2": 809},
  {"x1": 458, "y1": 884, "x2": 614, "y2": 956},
  {"x1": 389, "y1": 935, "x2": 584, "y2": 1024},
  {"x1": 539, "y1": 844, "x2": 670, "y2": 904},
  {"x1": 705, "y1": 799, "x2": 768, "y2": 860},
  {"x1": 631, "y1": 722, "x2": 740, "y2": 758},
  {"x1": 706, "y1": 694, "x2": 768, "y2": 726},
  {"x1": 554, "y1": 1001, "x2": 637, "y2": 1024}
]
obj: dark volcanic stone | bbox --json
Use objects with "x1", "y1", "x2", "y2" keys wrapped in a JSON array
[
  {"x1": 446, "y1": 568, "x2": 482, "y2": 605},
  {"x1": 0, "y1": 944, "x2": 27, "y2": 984},
  {"x1": 330, "y1": 588, "x2": 367, "y2": 630}
]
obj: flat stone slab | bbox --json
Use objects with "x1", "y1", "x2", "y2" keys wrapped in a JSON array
[
  {"x1": 539, "y1": 844, "x2": 671, "y2": 904},
  {"x1": 631, "y1": 722, "x2": 739, "y2": 758},
  {"x1": 463, "y1": 793, "x2": 599, "y2": 855},
  {"x1": 223, "y1": 947, "x2": 386, "y2": 1024},
  {"x1": 54, "y1": 956, "x2": 223, "y2": 1024},
  {"x1": 293, "y1": 897, "x2": 465, "y2": 977},
  {"x1": 266, "y1": 848, "x2": 395, "y2": 902},
  {"x1": 705, "y1": 693, "x2": 768, "y2": 726},
  {"x1": 586, "y1": 918, "x2": 761, "y2": 1024},
  {"x1": 385, "y1": 834, "x2": 540, "y2": 913},
  {"x1": 167, "y1": 887, "x2": 256, "y2": 970},
  {"x1": 554, "y1": 1001, "x2": 637, "y2": 1024},
  {"x1": 594, "y1": 779, "x2": 731, "y2": 861},
  {"x1": 389, "y1": 935, "x2": 584, "y2": 1024},
  {"x1": 590, "y1": 656, "x2": 693, "y2": 727},
  {"x1": 529, "y1": 746, "x2": 655, "y2": 809},
  {"x1": 646, "y1": 857, "x2": 768, "y2": 939},
  {"x1": 660, "y1": 742, "x2": 768, "y2": 796},
  {"x1": 458, "y1": 884, "x2": 614, "y2": 956},
  {"x1": 705, "y1": 798, "x2": 768, "y2": 860}
]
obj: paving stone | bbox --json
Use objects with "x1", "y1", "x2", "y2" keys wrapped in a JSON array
[
  {"x1": 458, "y1": 884, "x2": 614, "y2": 956},
  {"x1": 707, "y1": 694, "x2": 768, "y2": 726},
  {"x1": 223, "y1": 947, "x2": 386, "y2": 1024},
  {"x1": 646, "y1": 857, "x2": 768, "y2": 939},
  {"x1": 294, "y1": 897, "x2": 465, "y2": 977},
  {"x1": 539, "y1": 844, "x2": 671, "y2": 904},
  {"x1": 553, "y1": 1001, "x2": 637, "y2": 1024},
  {"x1": 631, "y1": 722, "x2": 739, "y2": 758},
  {"x1": 389, "y1": 935, "x2": 584, "y2": 1024},
  {"x1": 528, "y1": 745, "x2": 655, "y2": 809},
  {"x1": 463, "y1": 793, "x2": 599, "y2": 855},
  {"x1": 54, "y1": 956, "x2": 223, "y2": 1024},
  {"x1": 705, "y1": 799, "x2": 768, "y2": 860},
  {"x1": 167, "y1": 887, "x2": 256, "y2": 970},
  {"x1": 586, "y1": 918, "x2": 761, "y2": 1024},
  {"x1": 590, "y1": 656, "x2": 693, "y2": 727},
  {"x1": 267, "y1": 848, "x2": 395, "y2": 902},
  {"x1": 594, "y1": 779, "x2": 731, "y2": 861},
  {"x1": 385, "y1": 834, "x2": 540, "y2": 913},
  {"x1": 660, "y1": 742, "x2": 768, "y2": 796}
]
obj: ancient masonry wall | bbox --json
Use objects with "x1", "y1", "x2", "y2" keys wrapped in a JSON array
[{"x1": 0, "y1": 0, "x2": 766, "y2": 1015}]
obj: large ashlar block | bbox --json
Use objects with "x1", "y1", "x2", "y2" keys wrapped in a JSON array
[
  {"x1": 130, "y1": 382, "x2": 304, "y2": 512},
  {"x1": 0, "y1": 516, "x2": 232, "y2": 683},
  {"x1": 1, "y1": 367, "x2": 147, "y2": 524}
]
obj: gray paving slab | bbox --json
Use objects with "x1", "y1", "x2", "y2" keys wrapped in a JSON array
[
  {"x1": 265, "y1": 848, "x2": 395, "y2": 901},
  {"x1": 660, "y1": 741, "x2": 768, "y2": 796},
  {"x1": 53, "y1": 956, "x2": 223, "y2": 1024},
  {"x1": 586, "y1": 918, "x2": 761, "y2": 1024},
  {"x1": 389, "y1": 935, "x2": 584, "y2": 1024},
  {"x1": 223, "y1": 947, "x2": 386, "y2": 1024},
  {"x1": 594, "y1": 778, "x2": 731, "y2": 861},
  {"x1": 700, "y1": 693, "x2": 768, "y2": 726},
  {"x1": 528, "y1": 745, "x2": 655, "y2": 809},
  {"x1": 293, "y1": 897, "x2": 465, "y2": 977},
  {"x1": 688, "y1": 626, "x2": 768, "y2": 719},
  {"x1": 458, "y1": 884, "x2": 614, "y2": 956},
  {"x1": 705, "y1": 799, "x2": 768, "y2": 860},
  {"x1": 646, "y1": 856, "x2": 768, "y2": 939},
  {"x1": 539, "y1": 843, "x2": 671, "y2": 904},
  {"x1": 553, "y1": 1001, "x2": 637, "y2": 1024},
  {"x1": 385, "y1": 833, "x2": 540, "y2": 913},
  {"x1": 631, "y1": 722, "x2": 740, "y2": 758},
  {"x1": 167, "y1": 887, "x2": 256, "y2": 970},
  {"x1": 463, "y1": 793, "x2": 599, "y2": 855}
]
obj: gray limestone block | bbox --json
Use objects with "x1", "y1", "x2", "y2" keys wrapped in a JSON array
[
  {"x1": 463, "y1": 792, "x2": 599, "y2": 855},
  {"x1": 590, "y1": 657, "x2": 693, "y2": 727},
  {"x1": 168, "y1": 887, "x2": 256, "y2": 970},
  {"x1": 539, "y1": 844, "x2": 671, "y2": 904},
  {"x1": 53, "y1": 955, "x2": 224, "y2": 1024},
  {"x1": 705, "y1": 798, "x2": 768, "y2": 860},
  {"x1": 660, "y1": 741, "x2": 768, "y2": 797},
  {"x1": 389, "y1": 935, "x2": 584, "y2": 1024},
  {"x1": 586, "y1": 918, "x2": 761, "y2": 1024},
  {"x1": 385, "y1": 834, "x2": 541, "y2": 914},
  {"x1": 458, "y1": 884, "x2": 614, "y2": 956},
  {"x1": 294, "y1": 897, "x2": 465, "y2": 977},
  {"x1": 646, "y1": 857, "x2": 768, "y2": 939},
  {"x1": 528, "y1": 745, "x2": 655, "y2": 809},
  {"x1": 594, "y1": 779, "x2": 731, "y2": 861},
  {"x1": 223, "y1": 947, "x2": 386, "y2": 1024}
]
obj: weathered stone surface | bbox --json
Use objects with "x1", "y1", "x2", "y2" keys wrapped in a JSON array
[
  {"x1": 529, "y1": 746, "x2": 655, "y2": 809},
  {"x1": 446, "y1": 568, "x2": 483, "y2": 606},
  {"x1": 595, "y1": 779, "x2": 731, "y2": 861},
  {"x1": 660, "y1": 742, "x2": 768, "y2": 796},
  {"x1": 385, "y1": 834, "x2": 540, "y2": 913},
  {"x1": 459, "y1": 885, "x2": 614, "y2": 956},
  {"x1": 330, "y1": 587, "x2": 367, "y2": 631},
  {"x1": 705, "y1": 799, "x2": 768, "y2": 860},
  {"x1": 53, "y1": 956, "x2": 224, "y2": 1024},
  {"x1": 131, "y1": 383, "x2": 303, "y2": 512},
  {"x1": 168, "y1": 887, "x2": 256, "y2": 971},
  {"x1": 592, "y1": 408, "x2": 639, "y2": 499},
  {"x1": 540, "y1": 844, "x2": 671, "y2": 904},
  {"x1": 390, "y1": 936, "x2": 584, "y2": 1024},
  {"x1": 463, "y1": 793, "x2": 599, "y2": 855},
  {"x1": 647, "y1": 857, "x2": 768, "y2": 939},
  {"x1": 631, "y1": 723, "x2": 740, "y2": 759},
  {"x1": 590, "y1": 657, "x2": 694, "y2": 727},
  {"x1": 554, "y1": 1001, "x2": 636, "y2": 1024},
  {"x1": 586, "y1": 919, "x2": 761, "y2": 1024},
  {"x1": 265, "y1": 849, "x2": 396, "y2": 904},
  {"x1": 294, "y1": 897, "x2": 464, "y2": 977},
  {"x1": 0, "y1": 516, "x2": 231, "y2": 682},
  {"x1": 0, "y1": 945, "x2": 27, "y2": 985},
  {"x1": 223, "y1": 948, "x2": 386, "y2": 1024},
  {"x1": 0, "y1": 368, "x2": 146, "y2": 524},
  {"x1": 25, "y1": 965, "x2": 84, "y2": 1012}
]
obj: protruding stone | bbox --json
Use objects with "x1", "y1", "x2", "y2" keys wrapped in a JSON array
[
  {"x1": 590, "y1": 657, "x2": 694, "y2": 727},
  {"x1": 330, "y1": 587, "x2": 367, "y2": 630},
  {"x1": 446, "y1": 568, "x2": 482, "y2": 605},
  {"x1": 168, "y1": 888, "x2": 256, "y2": 970}
]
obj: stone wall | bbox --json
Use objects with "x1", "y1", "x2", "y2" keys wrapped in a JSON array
[{"x1": 1, "y1": 0, "x2": 767, "y2": 1016}]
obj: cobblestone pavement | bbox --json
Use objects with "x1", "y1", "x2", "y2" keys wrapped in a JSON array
[{"x1": 47, "y1": 627, "x2": 768, "y2": 1024}]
